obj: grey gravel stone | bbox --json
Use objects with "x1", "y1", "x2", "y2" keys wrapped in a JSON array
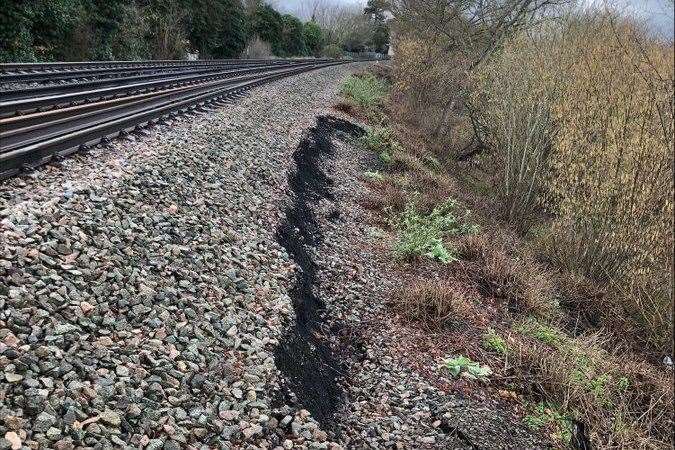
[
  {"x1": 0, "y1": 63, "x2": 367, "y2": 449},
  {"x1": 33, "y1": 412, "x2": 56, "y2": 432}
]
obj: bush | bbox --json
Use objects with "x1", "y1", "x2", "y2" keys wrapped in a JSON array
[
  {"x1": 322, "y1": 43, "x2": 343, "y2": 59},
  {"x1": 471, "y1": 32, "x2": 560, "y2": 228},
  {"x1": 303, "y1": 20, "x2": 322, "y2": 56},
  {"x1": 341, "y1": 73, "x2": 389, "y2": 110},
  {"x1": 249, "y1": 3, "x2": 283, "y2": 55},
  {"x1": 471, "y1": 12, "x2": 673, "y2": 352},
  {"x1": 393, "y1": 199, "x2": 475, "y2": 263}
]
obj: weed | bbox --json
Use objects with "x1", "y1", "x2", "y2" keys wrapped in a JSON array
[
  {"x1": 423, "y1": 155, "x2": 442, "y2": 172},
  {"x1": 392, "y1": 199, "x2": 475, "y2": 263},
  {"x1": 515, "y1": 317, "x2": 560, "y2": 346},
  {"x1": 524, "y1": 402, "x2": 573, "y2": 445},
  {"x1": 364, "y1": 171, "x2": 385, "y2": 182},
  {"x1": 378, "y1": 150, "x2": 393, "y2": 165},
  {"x1": 482, "y1": 328, "x2": 507, "y2": 355},
  {"x1": 361, "y1": 127, "x2": 401, "y2": 166},
  {"x1": 367, "y1": 226, "x2": 387, "y2": 239},
  {"x1": 443, "y1": 355, "x2": 492, "y2": 379},
  {"x1": 340, "y1": 73, "x2": 389, "y2": 110}
]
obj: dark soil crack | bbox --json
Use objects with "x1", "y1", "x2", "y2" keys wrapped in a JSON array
[{"x1": 274, "y1": 115, "x2": 364, "y2": 428}]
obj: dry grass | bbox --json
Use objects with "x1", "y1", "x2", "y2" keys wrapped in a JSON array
[
  {"x1": 509, "y1": 332, "x2": 674, "y2": 449},
  {"x1": 393, "y1": 279, "x2": 477, "y2": 329},
  {"x1": 341, "y1": 60, "x2": 673, "y2": 448},
  {"x1": 458, "y1": 233, "x2": 558, "y2": 318}
]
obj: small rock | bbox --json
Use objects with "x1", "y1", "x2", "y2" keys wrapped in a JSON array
[
  {"x1": 99, "y1": 410, "x2": 121, "y2": 427},
  {"x1": 313, "y1": 430, "x2": 328, "y2": 442},
  {"x1": 3, "y1": 432, "x2": 20, "y2": 450},
  {"x1": 53, "y1": 324, "x2": 78, "y2": 335},
  {"x1": 46, "y1": 427, "x2": 62, "y2": 440},
  {"x1": 4, "y1": 373, "x2": 23, "y2": 383},
  {"x1": 34, "y1": 412, "x2": 56, "y2": 432},
  {"x1": 80, "y1": 301, "x2": 95, "y2": 314},
  {"x1": 3, "y1": 416, "x2": 22, "y2": 431},
  {"x1": 128, "y1": 404, "x2": 142, "y2": 417}
]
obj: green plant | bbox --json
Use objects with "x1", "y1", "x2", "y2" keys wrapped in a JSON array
[
  {"x1": 361, "y1": 127, "x2": 401, "y2": 165},
  {"x1": 322, "y1": 43, "x2": 343, "y2": 59},
  {"x1": 392, "y1": 199, "x2": 475, "y2": 263},
  {"x1": 341, "y1": 74, "x2": 389, "y2": 110},
  {"x1": 303, "y1": 20, "x2": 322, "y2": 56},
  {"x1": 524, "y1": 402, "x2": 573, "y2": 444},
  {"x1": 423, "y1": 155, "x2": 442, "y2": 172},
  {"x1": 443, "y1": 355, "x2": 492, "y2": 379},
  {"x1": 482, "y1": 328, "x2": 507, "y2": 355},
  {"x1": 364, "y1": 171, "x2": 385, "y2": 181},
  {"x1": 515, "y1": 318, "x2": 560, "y2": 346},
  {"x1": 378, "y1": 150, "x2": 393, "y2": 165}
]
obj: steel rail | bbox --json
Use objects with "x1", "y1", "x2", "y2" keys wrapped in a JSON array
[
  {"x1": 0, "y1": 61, "x2": 286, "y2": 89},
  {"x1": 1, "y1": 67, "x2": 304, "y2": 150},
  {"x1": 0, "y1": 61, "x2": 317, "y2": 102},
  {"x1": 0, "y1": 60, "x2": 324, "y2": 117},
  {"x1": 0, "y1": 60, "x2": 348, "y2": 180},
  {"x1": 0, "y1": 59, "x2": 332, "y2": 83},
  {"x1": 0, "y1": 58, "x2": 312, "y2": 72}
]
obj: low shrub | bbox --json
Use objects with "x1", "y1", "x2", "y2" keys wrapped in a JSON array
[
  {"x1": 392, "y1": 199, "x2": 476, "y2": 263},
  {"x1": 393, "y1": 280, "x2": 473, "y2": 328},
  {"x1": 322, "y1": 43, "x2": 343, "y2": 59},
  {"x1": 510, "y1": 332, "x2": 673, "y2": 448},
  {"x1": 340, "y1": 73, "x2": 389, "y2": 110},
  {"x1": 482, "y1": 328, "x2": 507, "y2": 355},
  {"x1": 458, "y1": 233, "x2": 558, "y2": 317},
  {"x1": 523, "y1": 402, "x2": 573, "y2": 445},
  {"x1": 360, "y1": 126, "x2": 401, "y2": 163}
]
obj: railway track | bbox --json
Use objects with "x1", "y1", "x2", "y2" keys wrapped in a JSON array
[{"x1": 0, "y1": 58, "x2": 350, "y2": 181}]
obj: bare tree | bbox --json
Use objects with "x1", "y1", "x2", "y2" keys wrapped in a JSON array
[{"x1": 393, "y1": 0, "x2": 567, "y2": 68}]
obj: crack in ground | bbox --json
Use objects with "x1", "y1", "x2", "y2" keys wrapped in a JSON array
[{"x1": 274, "y1": 115, "x2": 364, "y2": 428}]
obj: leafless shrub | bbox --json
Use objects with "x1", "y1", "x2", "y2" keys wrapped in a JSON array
[
  {"x1": 458, "y1": 233, "x2": 558, "y2": 317},
  {"x1": 510, "y1": 332, "x2": 674, "y2": 448},
  {"x1": 393, "y1": 279, "x2": 476, "y2": 328},
  {"x1": 242, "y1": 36, "x2": 274, "y2": 59}
]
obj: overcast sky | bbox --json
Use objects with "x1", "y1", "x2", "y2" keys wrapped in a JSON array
[
  {"x1": 275, "y1": 0, "x2": 673, "y2": 39},
  {"x1": 589, "y1": 0, "x2": 674, "y2": 39}
]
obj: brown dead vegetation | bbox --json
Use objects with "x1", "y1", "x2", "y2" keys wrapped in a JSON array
[{"x1": 341, "y1": 59, "x2": 674, "y2": 448}]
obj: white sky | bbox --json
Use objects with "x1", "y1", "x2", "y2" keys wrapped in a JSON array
[
  {"x1": 583, "y1": 0, "x2": 674, "y2": 39},
  {"x1": 274, "y1": 0, "x2": 674, "y2": 39}
]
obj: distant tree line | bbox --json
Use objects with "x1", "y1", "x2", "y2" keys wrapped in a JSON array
[{"x1": 0, "y1": 0, "x2": 389, "y2": 62}]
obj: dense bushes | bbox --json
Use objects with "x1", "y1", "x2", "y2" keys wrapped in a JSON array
[
  {"x1": 187, "y1": 0, "x2": 248, "y2": 58},
  {"x1": 394, "y1": 7, "x2": 673, "y2": 354},
  {"x1": 0, "y1": 0, "x2": 390, "y2": 62},
  {"x1": 471, "y1": 13, "x2": 674, "y2": 350},
  {"x1": 356, "y1": 1, "x2": 673, "y2": 447}
]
